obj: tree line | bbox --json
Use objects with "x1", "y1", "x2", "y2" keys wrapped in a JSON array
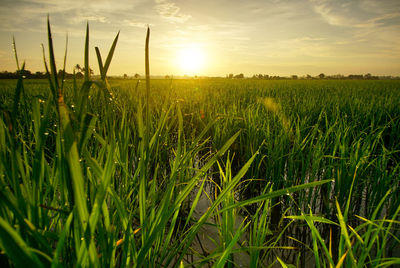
[
  {"x1": 0, "y1": 64, "x2": 93, "y2": 79},
  {"x1": 0, "y1": 69, "x2": 394, "y2": 80},
  {"x1": 245, "y1": 73, "x2": 383, "y2": 80}
]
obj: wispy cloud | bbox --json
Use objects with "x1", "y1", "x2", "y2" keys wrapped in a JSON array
[
  {"x1": 71, "y1": 15, "x2": 109, "y2": 25},
  {"x1": 311, "y1": 0, "x2": 400, "y2": 28},
  {"x1": 154, "y1": 0, "x2": 191, "y2": 23},
  {"x1": 310, "y1": 0, "x2": 356, "y2": 26},
  {"x1": 122, "y1": 19, "x2": 149, "y2": 28}
]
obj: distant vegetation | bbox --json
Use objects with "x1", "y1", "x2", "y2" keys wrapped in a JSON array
[{"x1": 1, "y1": 69, "x2": 398, "y2": 80}]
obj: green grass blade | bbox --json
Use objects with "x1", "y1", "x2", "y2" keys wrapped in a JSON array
[
  {"x1": 102, "y1": 31, "x2": 120, "y2": 79},
  {"x1": 0, "y1": 218, "x2": 44, "y2": 268},
  {"x1": 51, "y1": 212, "x2": 74, "y2": 268},
  {"x1": 47, "y1": 16, "x2": 59, "y2": 91},
  {"x1": 335, "y1": 199, "x2": 357, "y2": 266},
  {"x1": 221, "y1": 179, "x2": 333, "y2": 212},
  {"x1": 12, "y1": 35, "x2": 20, "y2": 70},
  {"x1": 84, "y1": 22, "x2": 89, "y2": 81},
  {"x1": 61, "y1": 33, "x2": 68, "y2": 91},
  {"x1": 95, "y1": 47, "x2": 104, "y2": 78}
]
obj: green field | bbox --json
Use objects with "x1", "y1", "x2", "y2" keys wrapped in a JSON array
[
  {"x1": 1, "y1": 24, "x2": 400, "y2": 267},
  {"x1": 1, "y1": 77, "x2": 400, "y2": 267}
]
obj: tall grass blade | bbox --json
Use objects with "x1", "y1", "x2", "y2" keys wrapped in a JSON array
[
  {"x1": 84, "y1": 22, "x2": 89, "y2": 81},
  {"x1": 0, "y1": 218, "x2": 44, "y2": 268}
]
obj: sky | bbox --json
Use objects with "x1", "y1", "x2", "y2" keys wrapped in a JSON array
[{"x1": 0, "y1": 0, "x2": 399, "y2": 77}]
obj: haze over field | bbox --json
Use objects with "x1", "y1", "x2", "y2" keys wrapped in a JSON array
[{"x1": 0, "y1": 0, "x2": 399, "y2": 76}]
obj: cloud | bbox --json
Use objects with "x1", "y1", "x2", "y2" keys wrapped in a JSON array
[
  {"x1": 310, "y1": 0, "x2": 355, "y2": 26},
  {"x1": 310, "y1": 0, "x2": 400, "y2": 28},
  {"x1": 295, "y1": 37, "x2": 326, "y2": 42},
  {"x1": 123, "y1": 19, "x2": 149, "y2": 28},
  {"x1": 154, "y1": 0, "x2": 191, "y2": 23},
  {"x1": 71, "y1": 15, "x2": 109, "y2": 25}
]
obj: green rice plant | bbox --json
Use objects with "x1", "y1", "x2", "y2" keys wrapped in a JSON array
[{"x1": 287, "y1": 181, "x2": 400, "y2": 267}]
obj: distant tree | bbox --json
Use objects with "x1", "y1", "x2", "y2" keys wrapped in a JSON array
[
  {"x1": 82, "y1": 67, "x2": 94, "y2": 76},
  {"x1": 17, "y1": 69, "x2": 32, "y2": 78},
  {"x1": 35, "y1": 71, "x2": 45, "y2": 78},
  {"x1": 75, "y1": 72, "x2": 84, "y2": 79},
  {"x1": 57, "y1": 69, "x2": 74, "y2": 79},
  {"x1": 165, "y1": 75, "x2": 170, "y2": 79},
  {"x1": 291, "y1": 75, "x2": 298, "y2": 80},
  {"x1": 306, "y1": 74, "x2": 312, "y2": 79},
  {"x1": 75, "y1": 64, "x2": 82, "y2": 73},
  {"x1": 134, "y1": 73, "x2": 140, "y2": 79},
  {"x1": 318, "y1": 73, "x2": 325, "y2": 79},
  {"x1": 0, "y1": 71, "x2": 16, "y2": 79},
  {"x1": 123, "y1": 73, "x2": 128, "y2": 79},
  {"x1": 228, "y1": 73, "x2": 234, "y2": 79},
  {"x1": 348, "y1": 74, "x2": 363, "y2": 79},
  {"x1": 234, "y1": 73, "x2": 244, "y2": 79},
  {"x1": 57, "y1": 69, "x2": 64, "y2": 78}
]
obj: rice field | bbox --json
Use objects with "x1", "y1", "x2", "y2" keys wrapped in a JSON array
[{"x1": 0, "y1": 21, "x2": 400, "y2": 267}]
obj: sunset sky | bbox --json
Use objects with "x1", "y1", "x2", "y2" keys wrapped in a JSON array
[{"x1": 0, "y1": 0, "x2": 399, "y2": 77}]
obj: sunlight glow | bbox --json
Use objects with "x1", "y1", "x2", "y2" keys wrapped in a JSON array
[{"x1": 178, "y1": 45, "x2": 206, "y2": 75}]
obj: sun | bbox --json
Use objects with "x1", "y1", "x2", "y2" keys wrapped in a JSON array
[{"x1": 178, "y1": 45, "x2": 206, "y2": 75}]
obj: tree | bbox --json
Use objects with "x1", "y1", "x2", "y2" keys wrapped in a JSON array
[
  {"x1": 319, "y1": 73, "x2": 325, "y2": 79},
  {"x1": 82, "y1": 67, "x2": 94, "y2": 76},
  {"x1": 75, "y1": 72, "x2": 84, "y2": 79},
  {"x1": 57, "y1": 69, "x2": 64, "y2": 78},
  {"x1": 123, "y1": 73, "x2": 128, "y2": 79},
  {"x1": 75, "y1": 64, "x2": 82, "y2": 73},
  {"x1": 35, "y1": 71, "x2": 45, "y2": 78},
  {"x1": 228, "y1": 73, "x2": 234, "y2": 79},
  {"x1": 134, "y1": 73, "x2": 140, "y2": 79},
  {"x1": 17, "y1": 69, "x2": 31, "y2": 78}
]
